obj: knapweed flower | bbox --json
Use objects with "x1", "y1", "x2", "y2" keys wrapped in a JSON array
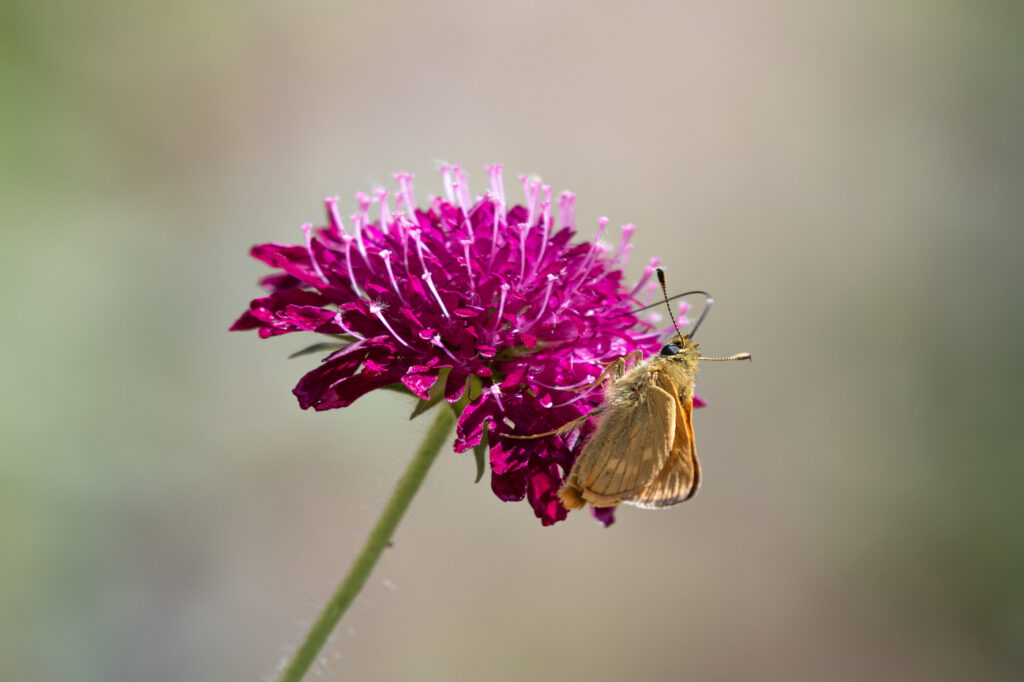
[{"x1": 231, "y1": 165, "x2": 699, "y2": 526}]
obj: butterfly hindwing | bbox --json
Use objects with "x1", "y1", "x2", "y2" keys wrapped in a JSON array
[
  {"x1": 567, "y1": 368, "x2": 677, "y2": 507},
  {"x1": 625, "y1": 372, "x2": 700, "y2": 508}
]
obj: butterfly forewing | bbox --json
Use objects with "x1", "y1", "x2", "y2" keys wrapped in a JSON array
[
  {"x1": 568, "y1": 367, "x2": 677, "y2": 506},
  {"x1": 625, "y1": 385, "x2": 700, "y2": 508}
]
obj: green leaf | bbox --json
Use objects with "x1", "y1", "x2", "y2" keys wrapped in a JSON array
[
  {"x1": 288, "y1": 342, "x2": 345, "y2": 359},
  {"x1": 408, "y1": 367, "x2": 453, "y2": 420},
  {"x1": 409, "y1": 394, "x2": 444, "y2": 420},
  {"x1": 473, "y1": 433, "x2": 488, "y2": 483},
  {"x1": 381, "y1": 383, "x2": 415, "y2": 397}
]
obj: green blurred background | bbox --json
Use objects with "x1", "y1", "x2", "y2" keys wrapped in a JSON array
[{"x1": 3, "y1": 1, "x2": 1023, "y2": 680}]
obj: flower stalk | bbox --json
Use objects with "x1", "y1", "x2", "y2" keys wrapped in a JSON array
[{"x1": 276, "y1": 406, "x2": 455, "y2": 682}]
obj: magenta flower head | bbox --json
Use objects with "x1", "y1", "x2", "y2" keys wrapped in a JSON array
[{"x1": 231, "y1": 165, "x2": 698, "y2": 526}]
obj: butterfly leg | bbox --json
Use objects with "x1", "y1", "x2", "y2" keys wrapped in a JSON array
[
  {"x1": 567, "y1": 350, "x2": 645, "y2": 391},
  {"x1": 502, "y1": 408, "x2": 604, "y2": 439},
  {"x1": 501, "y1": 351, "x2": 643, "y2": 440}
]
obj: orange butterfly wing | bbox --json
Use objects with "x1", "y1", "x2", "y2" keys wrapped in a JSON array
[
  {"x1": 559, "y1": 370, "x2": 677, "y2": 508},
  {"x1": 624, "y1": 372, "x2": 700, "y2": 508}
]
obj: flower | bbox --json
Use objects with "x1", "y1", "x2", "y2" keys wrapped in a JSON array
[{"x1": 231, "y1": 165, "x2": 695, "y2": 526}]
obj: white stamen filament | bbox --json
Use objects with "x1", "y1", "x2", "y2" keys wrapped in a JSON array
[
  {"x1": 410, "y1": 229, "x2": 434, "y2": 274},
  {"x1": 486, "y1": 165, "x2": 506, "y2": 267},
  {"x1": 451, "y1": 178, "x2": 475, "y2": 237},
  {"x1": 454, "y1": 165, "x2": 472, "y2": 210},
  {"x1": 342, "y1": 237, "x2": 363, "y2": 297},
  {"x1": 356, "y1": 191, "x2": 371, "y2": 222},
  {"x1": 567, "y1": 238, "x2": 609, "y2": 300},
  {"x1": 576, "y1": 217, "x2": 609, "y2": 284},
  {"x1": 394, "y1": 173, "x2": 416, "y2": 220},
  {"x1": 431, "y1": 334, "x2": 459, "y2": 362},
  {"x1": 325, "y1": 196, "x2": 347, "y2": 236},
  {"x1": 378, "y1": 250, "x2": 406, "y2": 303},
  {"x1": 441, "y1": 165, "x2": 455, "y2": 203},
  {"x1": 375, "y1": 188, "x2": 391, "y2": 235},
  {"x1": 517, "y1": 223, "x2": 528, "y2": 281},
  {"x1": 487, "y1": 383, "x2": 505, "y2": 412},
  {"x1": 351, "y1": 212, "x2": 369, "y2": 263},
  {"x1": 491, "y1": 283, "x2": 510, "y2": 330},
  {"x1": 460, "y1": 239, "x2": 475, "y2": 293},
  {"x1": 639, "y1": 280, "x2": 657, "y2": 307},
  {"x1": 301, "y1": 222, "x2": 328, "y2": 283},
  {"x1": 614, "y1": 223, "x2": 636, "y2": 265},
  {"x1": 529, "y1": 274, "x2": 558, "y2": 327},
  {"x1": 372, "y1": 308, "x2": 411, "y2": 347},
  {"x1": 629, "y1": 263, "x2": 660, "y2": 298},
  {"x1": 558, "y1": 191, "x2": 575, "y2": 228},
  {"x1": 333, "y1": 312, "x2": 366, "y2": 340},
  {"x1": 422, "y1": 271, "x2": 450, "y2": 318}
]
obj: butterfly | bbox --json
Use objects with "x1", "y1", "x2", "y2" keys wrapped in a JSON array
[{"x1": 510, "y1": 268, "x2": 749, "y2": 511}]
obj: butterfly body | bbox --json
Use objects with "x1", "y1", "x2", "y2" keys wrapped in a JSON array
[{"x1": 558, "y1": 334, "x2": 702, "y2": 510}]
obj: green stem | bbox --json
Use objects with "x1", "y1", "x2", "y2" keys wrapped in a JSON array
[{"x1": 277, "y1": 406, "x2": 456, "y2": 682}]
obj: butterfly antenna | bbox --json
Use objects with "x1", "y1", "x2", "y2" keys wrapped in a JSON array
[
  {"x1": 689, "y1": 292, "x2": 713, "y2": 339},
  {"x1": 653, "y1": 268, "x2": 714, "y2": 340},
  {"x1": 699, "y1": 352, "x2": 752, "y2": 361},
  {"x1": 655, "y1": 268, "x2": 685, "y2": 339}
]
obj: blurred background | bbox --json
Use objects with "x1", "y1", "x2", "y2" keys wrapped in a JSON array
[{"x1": 2, "y1": 1, "x2": 1023, "y2": 680}]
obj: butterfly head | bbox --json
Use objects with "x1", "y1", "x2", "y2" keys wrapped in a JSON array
[{"x1": 659, "y1": 334, "x2": 699, "y2": 360}]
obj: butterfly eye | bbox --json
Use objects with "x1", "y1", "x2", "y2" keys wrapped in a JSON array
[{"x1": 659, "y1": 343, "x2": 681, "y2": 356}]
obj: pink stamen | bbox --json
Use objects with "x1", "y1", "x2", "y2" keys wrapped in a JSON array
[
  {"x1": 520, "y1": 176, "x2": 541, "y2": 226},
  {"x1": 534, "y1": 184, "x2": 552, "y2": 274},
  {"x1": 531, "y1": 371, "x2": 605, "y2": 392},
  {"x1": 576, "y1": 218, "x2": 610, "y2": 284},
  {"x1": 391, "y1": 214, "x2": 412, "y2": 271},
  {"x1": 378, "y1": 250, "x2": 406, "y2": 303},
  {"x1": 409, "y1": 228, "x2": 435, "y2": 275},
  {"x1": 486, "y1": 165, "x2": 507, "y2": 268},
  {"x1": 301, "y1": 222, "x2": 328, "y2": 283},
  {"x1": 552, "y1": 368, "x2": 606, "y2": 405},
  {"x1": 454, "y1": 165, "x2": 472, "y2": 209},
  {"x1": 560, "y1": 239, "x2": 610, "y2": 308},
  {"x1": 614, "y1": 223, "x2": 636, "y2": 264},
  {"x1": 431, "y1": 334, "x2": 459, "y2": 363},
  {"x1": 619, "y1": 244, "x2": 633, "y2": 269},
  {"x1": 528, "y1": 274, "x2": 558, "y2": 327},
  {"x1": 395, "y1": 193, "x2": 407, "y2": 222},
  {"x1": 558, "y1": 191, "x2": 575, "y2": 228},
  {"x1": 341, "y1": 235, "x2": 363, "y2": 297},
  {"x1": 486, "y1": 383, "x2": 505, "y2": 412},
  {"x1": 421, "y1": 271, "x2": 450, "y2": 318},
  {"x1": 325, "y1": 196, "x2": 346, "y2": 237},
  {"x1": 640, "y1": 280, "x2": 658, "y2": 306},
  {"x1": 542, "y1": 185, "x2": 552, "y2": 231},
  {"x1": 355, "y1": 191, "x2": 371, "y2": 224},
  {"x1": 451, "y1": 177, "x2": 474, "y2": 237},
  {"x1": 351, "y1": 212, "x2": 369, "y2": 263},
  {"x1": 491, "y1": 283, "x2": 510, "y2": 330},
  {"x1": 441, "y1": 165, "x2": 455, "y2": 203},
  {"x1": 332, "y1": 312, "x2": 366, "y2": 340},
  {"x1": 487, "y1": 164, "x2": 506, "y2": 206},
  {"x1": 394, "y1": 173, "x2": 416, "y2": 220},
  {"x1": 517, "y1": 223, "x2": 529, "y2": 282},
  {"x1": 629, "y1": 258, "x2": 663, "y2": 298},
  {"x1": 371, "y1": 305, "x2": 411, "y2": 348},
  {"x1": 549, "y1": 380, "x2": 604, "y2": 408},
  {"x1": 460, "y1": 239, "x2": 475, "y2": 292},
  {"x1": 374, "y1": 188, "x2": 392, "y2": 234}
]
